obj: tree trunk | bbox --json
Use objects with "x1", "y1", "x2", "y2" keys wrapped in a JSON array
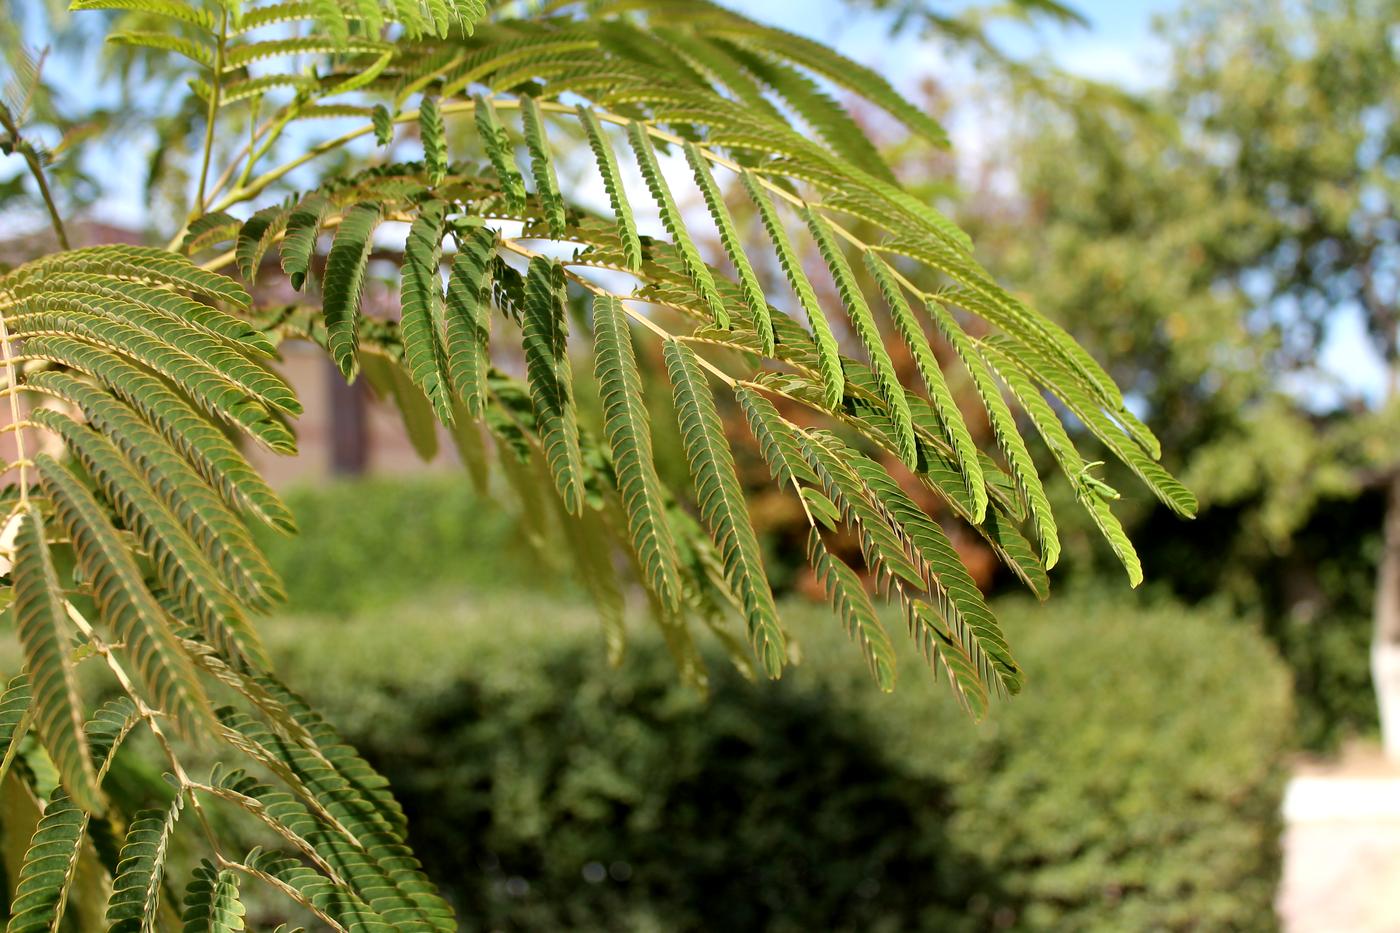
[{"x1": 1374, "y1": 471, "x2": 1400, "y2": 761}]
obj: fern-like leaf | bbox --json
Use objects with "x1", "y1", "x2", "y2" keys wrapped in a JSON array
[
  {"x1": 739, "y1": 171, "x2": 843, "y2": 405},
  {"x1": 442, "y1": 225, "x2": 496, "y2": 416},
  {"x1": 804, "y1": 208, "x2": 916, "y2": 467},
  {"x1": 106, "y1": 799, "x2": 184, "y2": 933},
  {"x1": 522, "y1": 258, "x2": 586, "y2": 514},
  {"x1": 592, "y1": 296, "x2": 684, "y2": 610},
  {"x1": 864, "y1": 252, "x2": 986, "y2": 518},
  {"x1": 627, "y1": 122, "x2": 729, "y2": 328},
  {"x1": 279, "y1": 195, "x2": 329, "y2": 292},
  {"x1": 36, "y1": 454, "x2": 215, "y2": 735},
  {"x1": 180, "y1": 862, "x2": 246, "y2": 933},
  {"x1": 924, "y1": 298, "x2": 1061, "y2": 567},
  {"x1": 683, "y1": 141, "x2": 774, "y2": 355},
  {"x1": 5, "y1": 790, "x2": 87, "y2": 933},
  {"x1": 576, "y1": 105, "x2": 642, "y2": 272},
  {"x1": 0, "y1": 677, "x2": 32, "y2": 786},
  {"x1": 519, "y1": 96, "x2": 567, "y2": 237},
  {"x1": 474, "y1": 94, "x2": 526, "y2": 213},
  {"x1": 419, "y1": 96, "x2": 448, "y2": 188},
  {"x1": 235, "y1": 203, "x2": 290, "y2": 284},
  {"x1": 400, "y1": 199, "x2": 454, "y2": 422},
  {"x1": 12, "y1": 506, "x2": 102, "y2": 815},
  {"x1": 322, "y1": 201, "x2": 382, "y2": 378},
  {"x1": 665, "y1": 341, "x2": 784, "y2": 676}
]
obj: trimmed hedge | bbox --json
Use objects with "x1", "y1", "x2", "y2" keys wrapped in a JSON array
[
  {"x1": 268, "y1": 587, "x2": 1292, "y2": 932},
  {"x1": 255, "y1": 476, "x2": 549, "y2": 614}
]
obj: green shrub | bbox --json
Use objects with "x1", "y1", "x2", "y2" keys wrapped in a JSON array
[
  {"x1": 254, "y1": 475, "x2": 548, "y2": 614},
  {"x1": 267, "y1": 588, "x2": 1292, "y2": 932}
]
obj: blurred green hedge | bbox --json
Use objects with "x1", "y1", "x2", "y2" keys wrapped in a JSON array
[
  {"x1": 255, "y1": 475, "x2": 552, "y2": 614},
  {"x1": 267, "y1": 584, "x2": 1292, "y2": 932}
]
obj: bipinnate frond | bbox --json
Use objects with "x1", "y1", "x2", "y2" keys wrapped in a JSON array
[{"x1": 0, "y1": 0, "x2": 1193, "y2": 923}]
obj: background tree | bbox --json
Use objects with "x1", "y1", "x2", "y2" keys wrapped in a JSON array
[{"x1": 972, "y1": 0, "x2": 1400, "y2": 750}]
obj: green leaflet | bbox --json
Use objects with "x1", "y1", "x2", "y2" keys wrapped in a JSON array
[
  {"x1": 254, "y1": 675, "x2": 413, "y2": 838},
  {"x1": 32, "y1": 409, "x2": 271, "y2": 670},
  {"x1": 807, "y1": 529, "x2": 897, "y2": 692},
  {"x1": 908, "y1": 599, "x2": 990, "y2": 720},
  {"x1": 576, "y1": 105, "x2": 642, "y2": 272},
  {"x1": 0, "y1": 677, "x2": 32, "y2": 787},
  {"x1": 12, "y1": 306, "x2": 294, "y2": 454},
  {"x1": 322, "y1": 201, "x2": 382, "y2": 379},
  {"x1": 20, "y1": 337, "x2": 294, "y2": 532},
  {"x1": 737, "y1": 390, "x2": 901, "y2": 692},
  {"x1": 217, "y1": 708, "x2": 453, "y2": 928},
  {"x1": 442, "y1": 225, "x2": 496, "y2": 417},
  {"x1": 665, "y1": 341, "x2": 785, "y2": 677},
  {"x1": 739, "y1": 172, "x2": 843, "y2": 406},
  {"x1": 473, "y1": 94, "x2": 526, "y2": 213},
  {"x1": 6, "y1": 273, "x2": 276, "y2": 359},
  {"x1": 27, "y1": 371, "x2": 286, "y2": 610},
  {"x1": 222, "y1": 37, "x2": 390, "y2": 71},
  {"x1": 626, "y1": 122, "x2": 730, "y2": 328},
  {"x1": 419, "y1": 96, "x2": 448, "y2": 187},
  {"x1": 71, "y1": 0, "x2": 216, "y2": 30},
  {"x1": 986, "y1": 330, "x2": 1196, "y2": 518},
  {"x1": 107, "y1": 30, "x2": 213, "y2": 67},
  {"x1": 235, "y1": 203, "x2": 290, "y2": 284},
  {"x1": 707, "y1": 19, "x2": 949, "y2": 147},
  {"x1": 735, "y1": 385, "x2": 820, "y2": 490},
  {"x1": 279, "y1": 195, "x2": 329, "y2": 292},
  {"x1": 181, "y1": 212, "x2": 239, "y2": 254},
  {"x1": 522, "y1": 258, "x2": 586, "y2": 515},
  {"x1": 239, "y1": 846, "x2": 385, "y2": 930},
  {"x1": 5, "y1": 790, "x2": 88, "y2": 933},
  {"x1": 84, "y1": 697, "x2": 139, "y2": 783},
  {"x1": 25, "y1": 289, "x2": 297, "y2": 415},
  {"x1": 16, "y1": 245, "x2": 251, "y2": 309},
  {"x1": 797, "y1": 432, "x2": 927, "y2": 602},
  {"x1": 592, "y1": 296, "x2": 684, "y2": 610},
  {"x1": 682, "y1": 141, "x2": 775, "y2": 355},
  {"x1": 399, "y1": 199, "x2": 454, "y2": 422},
  {"x1": 36, "y1": 454, "x2": 216, "y2": 736},
  {"x1": 864, "y1": 251, "x2": 986, "y2": 519},
  {"x1": 106, "y1": 799, "x2": 184, "y2": 932},
  {"x1": 372, "y1": 104, "x2": 395, "y2": 146},
  {"x1": 180, "y1": 861, "x2": 246, "y2": 933},
  {"x1": 981, "y1": 339, "x2": 1144, "y2": 586},
  {"x1": 518, "y1": 96, "x2": 566, "y2": 237},
  {"x1": 847, "y1": 453, "x2": 1022, "y2": 695},
  {"x1": 796, "y1": 431, "x2": 1002, "y2": 709},
  {"x1": 804, "y1": 208, "x2": 916, "y2": 467},
  {"x1": 713, "y1": 39, "x2": 895, "y2": 183},
  {"x1": 12, "y1": 506, "x2": 103, "y2": 815},
  {"x1": 924, "y1": 298, "x2": 1061, "y2": 568}
]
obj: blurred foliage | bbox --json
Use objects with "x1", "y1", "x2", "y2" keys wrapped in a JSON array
[
  {"x1": 264, "y1": 583, "x2": 1291, "y2": 932},
  {"x1": 253, "y1": 474, "x2": 565, "y2": 615},
  {"x1": 958, "y1": 0, "x2": 1400, "y2": 746}
]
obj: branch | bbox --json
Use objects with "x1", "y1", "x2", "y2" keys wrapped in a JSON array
[{"x1": 0, "y1": 102, "x2": 70, "y2": 251}]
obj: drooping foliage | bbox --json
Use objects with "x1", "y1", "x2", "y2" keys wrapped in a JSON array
[{"x1": 0, "y1": 0, "x2": 1190, "y2": 925}]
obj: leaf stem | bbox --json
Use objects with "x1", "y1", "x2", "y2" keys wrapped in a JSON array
[
  {"x1": 0, "y1": 103, "x2": 70, "y2": 251},
  {"x1": 195, "y1": 8, "x2": 229, "y2": 214}
]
